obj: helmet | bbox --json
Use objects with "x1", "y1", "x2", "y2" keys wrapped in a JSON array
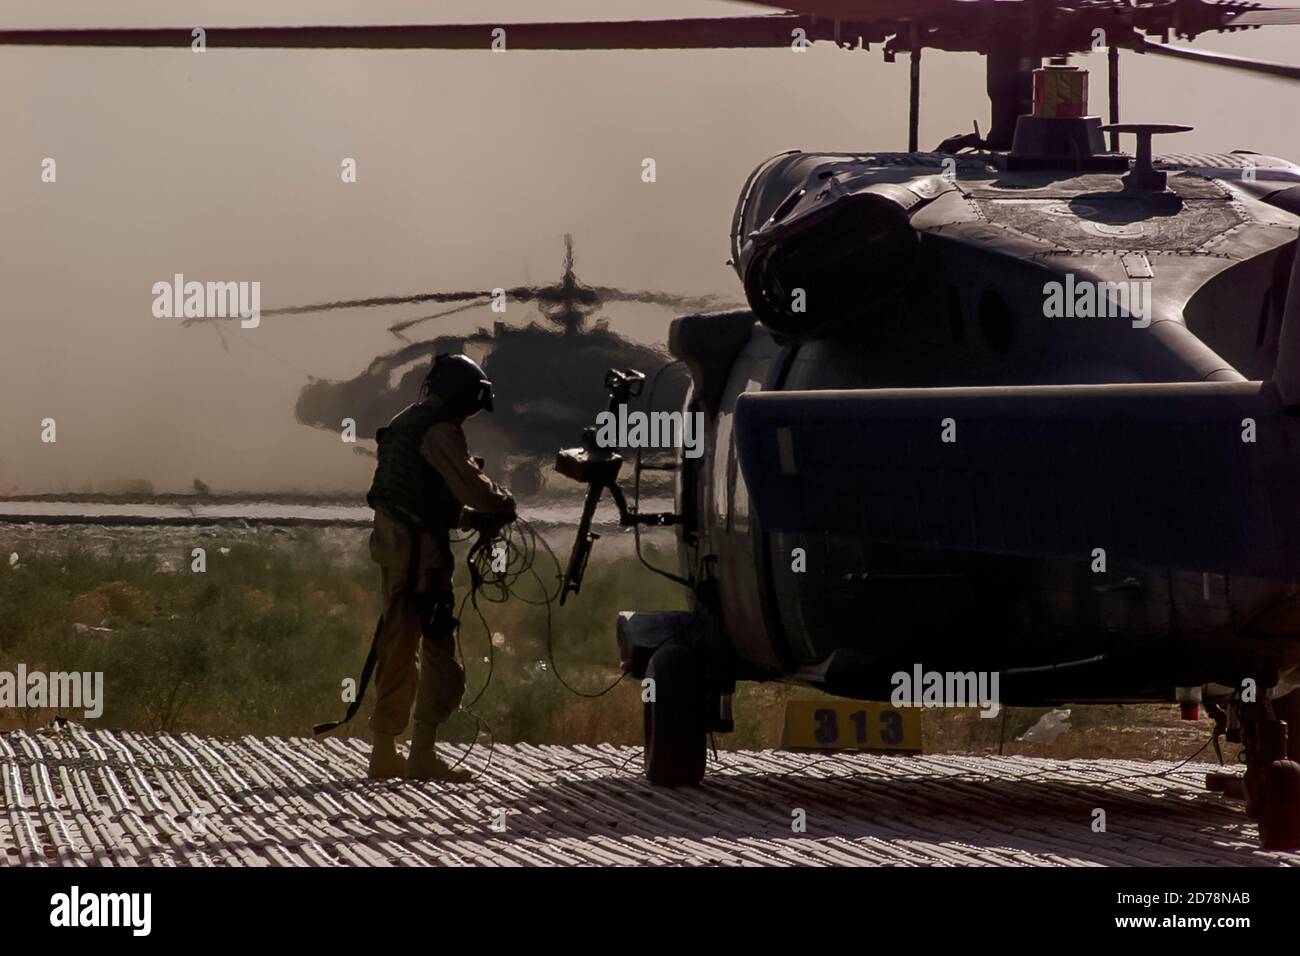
[{"x1": 421, "y1": 353, "x2": 495, "y2": 417}]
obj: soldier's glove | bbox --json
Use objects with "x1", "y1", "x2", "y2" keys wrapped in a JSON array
[{"x1": 468, "y1": 509, "x2": 515, "y2": 535}]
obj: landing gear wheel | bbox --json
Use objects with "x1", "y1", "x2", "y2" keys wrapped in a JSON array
[
  {"x1": 644, "y1": 643, "x2": 707, "y2": 787},
  {"x1": 1258, "y1": 759, "x2": 1300, "y2": 851},
  {"x1": 1278, "y1": 690, "x2": 1300, "y2": 764}
]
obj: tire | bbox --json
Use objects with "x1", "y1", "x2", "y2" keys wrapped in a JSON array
[
  {"x1": 1258, "y1": 759, "x2": 1300, "y2": 851},
  {"x1": 643, "y1": 643, "x2": 707, "y2": 787},
  {"x1": 1278, "y1": 690, "x2": 1300, "y2": 764}
]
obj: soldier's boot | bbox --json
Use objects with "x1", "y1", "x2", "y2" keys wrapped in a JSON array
[
  {"x1": 407, "y1": 723, "x2": 473, "y2": 783},
  {"x1": 368, "y1": 734, "x2": 406, "y2": 780}
]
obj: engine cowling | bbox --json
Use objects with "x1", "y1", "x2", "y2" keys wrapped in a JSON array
[{"x1": 732, "y1": 152, "x2": 946, "y2": 338}]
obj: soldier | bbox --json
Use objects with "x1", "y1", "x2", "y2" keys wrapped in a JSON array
[{"x1": 363, "y1": 353, "x2": 515, "y2": 780}]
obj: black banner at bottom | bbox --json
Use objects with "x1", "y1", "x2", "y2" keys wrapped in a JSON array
[{"x1": 0, "y1": 865, "x2": 1284, "y2": 942}]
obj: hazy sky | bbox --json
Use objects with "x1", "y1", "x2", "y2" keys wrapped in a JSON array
[{"x1": 3, "y1": 0, "x2": 1298, "y2": 494}]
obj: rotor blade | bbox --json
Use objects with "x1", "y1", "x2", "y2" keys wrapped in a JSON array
[
  {"x1": 741, "y1": 0, "x2": 950, "y2": 19},
  {"x1": 388, "y1": 299, "x2": 488, "y2": 338},
  {"x1": 1140, "y1": 40, "x2": 1300, "y2": 82},
  {"x1": 0, "y1": 16, "x2": 841, "y2": 50},
  {"x1": 262, "y1": 290, "x2": 490, "y2": 317},
  {"x1": 766, "y1": 0, "x2": 1300, "y2": 27},
  {"x1": 1223, "y1": 7, "x2": 1300, "y2": 25},
  {"x1": 592, "y1": 287, "x2": 736, "y2": 312},
  {"x1": 237, "y1": 283, "x2": 736, "y2": 322},
  {"x1": 499, "y1": 286, "x2": 547, "y2": 303}
]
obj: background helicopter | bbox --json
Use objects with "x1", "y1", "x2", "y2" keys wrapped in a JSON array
[
  {"x1": 203, "y1": 235, "x2": 725, "y2": 496},
  {"x1": 9, "y1": 1, "x2": 1300, "y2": 851}
]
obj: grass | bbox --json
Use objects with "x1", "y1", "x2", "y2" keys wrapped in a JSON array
[
  {"x1": 0, "y1": 527, "x2": 685, "y2": 744},
  {"x1": 0, "y1": 526, "x2": 1222, "y2": 763},
  {"x1": 0, "y1": 536, "x2": 375, "y2": 735}
]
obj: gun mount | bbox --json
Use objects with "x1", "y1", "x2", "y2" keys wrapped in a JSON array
[{"x1": 556, "y1": 368, "x2": 679, "y2": 604}]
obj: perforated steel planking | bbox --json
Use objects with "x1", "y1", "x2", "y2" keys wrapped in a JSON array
[{"x1": 1, "y1": 725, "x2": 1294, "y2": 867}]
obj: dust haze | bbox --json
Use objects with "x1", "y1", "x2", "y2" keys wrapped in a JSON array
[{"x1": 2, "y1": 0, "x2": 1296, "y2": 494}]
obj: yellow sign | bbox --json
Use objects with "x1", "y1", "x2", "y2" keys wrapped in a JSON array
[{"x1": 781, "y1": 699, "x2": 922, "y2": 753}]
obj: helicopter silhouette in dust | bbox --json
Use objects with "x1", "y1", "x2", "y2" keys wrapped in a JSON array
[{"x1": 249, "y1": 236, "x2": 731, "y2": 496}]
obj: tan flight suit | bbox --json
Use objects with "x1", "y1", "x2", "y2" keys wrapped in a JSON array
[{"x1": 369, "y1": 420, "x2": 514, "y2": 739}]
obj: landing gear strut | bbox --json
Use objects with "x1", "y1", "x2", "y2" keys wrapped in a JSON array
[{"x1": 1208, "y1": 688, "x2": 1300, "y2": 850}]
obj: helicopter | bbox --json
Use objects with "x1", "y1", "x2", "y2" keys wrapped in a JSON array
[
  {"x1": 9, "y1": 0, "x2": 1300, "y2": 851},
  {"x1": 242, "y1": 235, "x2": 719, "y2": 495}
]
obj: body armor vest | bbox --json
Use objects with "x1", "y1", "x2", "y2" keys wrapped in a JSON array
[{"x1": 366, "y1": 402, "x2": 462, "y2": 529}]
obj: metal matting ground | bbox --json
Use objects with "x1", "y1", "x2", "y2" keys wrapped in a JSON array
[{"x1": 2, "y1": 725, "x2": 1295, "y2": 866}]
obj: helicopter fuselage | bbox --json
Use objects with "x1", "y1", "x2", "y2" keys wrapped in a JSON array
[{"x1": 671, "y1": 147, "x2": 1300, "y2": 708}]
